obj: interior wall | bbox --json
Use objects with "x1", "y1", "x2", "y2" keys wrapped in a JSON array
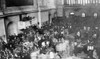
[
  {"x1": 5, "y1": 11, "x2": 49, "y2": 35},
  {"x1": 57, "y1": 6, "x2": 63, "y2": 17},
  {"x1": 64, "y1": 4, "x2": 100, "y2": 17},
  {"x1": 41, "y1": 11, "x2": 49, "y2": 22},
  {"x1": 0, "y1": 0, "x2": 59, "y2": 36}
]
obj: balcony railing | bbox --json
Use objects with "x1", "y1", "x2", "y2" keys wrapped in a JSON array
[{"x1": 64, "y1": 0, "x2": 100, "y2": 5}]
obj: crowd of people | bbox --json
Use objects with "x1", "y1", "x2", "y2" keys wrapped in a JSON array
[{"x1": 0, "y1": 15, "x2": 100, "y2": 59}]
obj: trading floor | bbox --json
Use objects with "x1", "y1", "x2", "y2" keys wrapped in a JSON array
[
  {"x1": 1, "y1": 15, "x2": 100, "y2": 59},
  {"x1": 0, "y1": 0, "x2": 100, "y2": 59}
]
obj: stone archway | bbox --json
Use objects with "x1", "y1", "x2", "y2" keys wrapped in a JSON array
[{"x1": 5, "y1": 16, "x2": 19, "y2": 36}]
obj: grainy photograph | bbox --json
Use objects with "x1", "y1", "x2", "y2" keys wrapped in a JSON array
[{"x1": 0, "y1": 0, "x2": 100, "y2": 59}]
